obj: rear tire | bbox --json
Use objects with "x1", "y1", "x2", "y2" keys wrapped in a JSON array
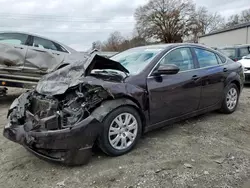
[
  {"x1": 220, "y1": 83, "x2": 239, "y2": 114},
  {"x1": 98, "y1": 106, "x2": 142, "y2": 156}
]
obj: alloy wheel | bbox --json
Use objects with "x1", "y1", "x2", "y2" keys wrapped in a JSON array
[
  {"x1": 226, "y1": 88, "x2": 238, "y2": 110},
  {"x1": 108, "y1": 113, "x2": 138, "y2": 150}
]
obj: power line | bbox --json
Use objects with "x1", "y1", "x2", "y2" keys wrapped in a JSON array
[
  {"x1": 0, "y1": 12, "x2": 132, "y2": 18},
  {"x1": 0, "y1": 13, "x2": 135, "y2": 23},
  {"x1": 0, "y1": 18, "x2": 135, "y2": 23},
  {"x1": 0, "y1": 27, "x2": 133, "y2": 33}
]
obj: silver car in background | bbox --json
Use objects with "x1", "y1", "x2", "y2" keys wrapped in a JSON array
[{"x1": 0, "y1": 32, "x2": 78, "y2": 88}]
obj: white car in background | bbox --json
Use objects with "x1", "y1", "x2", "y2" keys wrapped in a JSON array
[{"x1": 238, "y1": 54, "x2": 250, "y2": 84}]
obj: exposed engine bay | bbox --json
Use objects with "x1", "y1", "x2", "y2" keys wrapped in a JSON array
[
  {"x1": 3, "y1": 53, "x2": 146, "y2": 165},
  {"x1": 9, "y1": 84, "x2": 112, "y2": 132}
]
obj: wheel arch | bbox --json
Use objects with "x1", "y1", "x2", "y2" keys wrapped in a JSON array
[
  {"x1": 225, "y1": 72, "x2": 242, "y2": 92},
  {"x1": 91, "y1": 97, "x2": 146, "y2": 132},
  {"x1": 230, "y1": 80, "x2": 241, "y2": 92}
]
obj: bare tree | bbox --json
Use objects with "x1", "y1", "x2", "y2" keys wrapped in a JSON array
[
  {"x1": 188, "y1": 6, "x2": 224, "y2": 42},
  {"x1": 101, "y1": 31, "x2": 147, "y2": 52},
  {"x1": 240, "y1": 9, "x2": 250, "y2": 23},
  {"x1": 226, "y1": 14, "x2": 240, "y2": 27},
  {"x1": 92, "y1": 41, "x2": 102, "y2": 50},
  {"x1": 225, "y1": 8, "x2": 250, "y2": 27},
  {"x1": 134, "y1": 0, "x2": 195, "y2": 43},
  {"x1": 102, "y1": 31, "x2": 125, "y2": 51}
]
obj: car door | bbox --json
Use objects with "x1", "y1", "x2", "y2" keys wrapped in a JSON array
[
  {"x1": 147, "y1": 47, "x2": 202, "y2": 125},
  {"x1": 49, "y1": 41, "x2": 67, "y2": 69},
  {"x1": 0, "y1": 33, "x2": 29, "y2": 71},
  {"x1": 193, "y1": 47, "x2": 226, "y2": 109},
  {"x1": 24, "y1": 36, "x2": 65, "y2": 74}
]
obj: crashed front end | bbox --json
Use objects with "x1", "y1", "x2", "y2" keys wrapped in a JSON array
[
  {"x1": 3, "y1": 84, "x2": 112, "y2": 165},
  {"x1": 3, "y1": 54, "x2": 146, "y2": 165}
]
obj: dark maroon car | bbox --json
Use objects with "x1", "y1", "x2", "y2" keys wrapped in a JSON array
[{"x1": 3, "y1": 43, "x2": 245, "y2": 165}]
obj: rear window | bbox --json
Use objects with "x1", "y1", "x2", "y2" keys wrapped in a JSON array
[
  {"x1": 239, "y1": 47, "x2": 250, "y2": 57},
  {"x1": 194, "y1": 48, "x2": 219, "y2": 68},
  {"x1": 54, "y1": 42, "x2": 69, "y2": 53},
  {"x1": 220, "y1": 48, "x2": 236, "y2": 58},
  {"x1": 33, "y1": 37, "x2": 58, "y2": 51},
  {"x1": 245, "y1": 54, "x2": 250, "y2": 59},
  {"x1": 217, "y1": 54, "x2": 226, "y2": 63}
]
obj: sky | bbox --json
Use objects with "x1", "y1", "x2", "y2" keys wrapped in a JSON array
[{"x1": 0, "y1": 0, "x2": 249, "y2": 51}]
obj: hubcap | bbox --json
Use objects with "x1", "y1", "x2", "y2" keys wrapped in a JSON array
[
  {"x1": 108, "y1": 113, "x2": 138, "y2": 150},
  {"x1": 226, "y1": 88, "x2": 238, "y2": 110}
]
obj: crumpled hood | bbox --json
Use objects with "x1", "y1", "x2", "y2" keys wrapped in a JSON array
[{"x1": 36, "y1": 54, "x2": 129, "y2": 96}]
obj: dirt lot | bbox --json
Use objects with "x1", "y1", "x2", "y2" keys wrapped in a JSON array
[{"x1": 0, "y1": 87, "x2": 250, "y2": 188}]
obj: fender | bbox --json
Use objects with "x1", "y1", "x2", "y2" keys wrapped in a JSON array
[
  {"x1": 91, "y1": 98, "x2": 140, "y2": 122},
  {"x1": 224, "y1": 71, "x2": 242, "y2": 91}
]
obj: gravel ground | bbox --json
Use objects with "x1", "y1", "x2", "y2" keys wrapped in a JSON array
[{"x1": 0, "y1": 87, "x2": 250, "y2": 188}]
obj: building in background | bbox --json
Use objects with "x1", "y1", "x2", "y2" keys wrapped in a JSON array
[{"x1": 199, "y1": 22, "x2": 250, "y2": 48}]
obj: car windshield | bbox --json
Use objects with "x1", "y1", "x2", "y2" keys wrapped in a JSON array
[
  {"x1": 110, "y1": 48, "x2": 164, "y2": 75},
  {"x1": 245, "y1": 54, "x2": 250, "y2": 59},
  {"x1": 220, "y1": 48, "x2": 236, "y2": 58}
]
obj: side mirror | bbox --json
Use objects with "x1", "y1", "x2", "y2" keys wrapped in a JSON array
[{"x1": 153, "y1": 64, "x2": 180, "y2": 76}]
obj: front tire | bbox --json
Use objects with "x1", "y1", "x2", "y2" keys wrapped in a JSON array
[
  {"x1": 98, "y1": 106, "x2": 142, "y2": 156},
  {"x1": 220, "y1": 83, "x2": 239, "y2": 114}
]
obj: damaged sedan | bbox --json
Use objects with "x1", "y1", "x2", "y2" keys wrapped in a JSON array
[
  {"x1": 3, "y1": 44, "x2": 244, "y2": 165},
  {"x1": 0, "y1": 31, "x2": 85, "y2": 88}
]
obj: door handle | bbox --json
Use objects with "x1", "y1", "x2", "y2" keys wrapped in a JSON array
[
  {"x1": 52, "y1": 53, "x2": 60, "y2": 56},
  {"x1": 192, "y1": 75, "x2": 199, "y2": 81},
  {"x1": 14, "y1": 46, "x2": 24, "y2": 49},
  {"x1": 223, "y1": 68, "x2": 228, "y2": 72}
]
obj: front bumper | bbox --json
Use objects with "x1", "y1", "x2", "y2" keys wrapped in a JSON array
[{"x1": 3, "y1": 93, "x2": 103, "y2": 165}]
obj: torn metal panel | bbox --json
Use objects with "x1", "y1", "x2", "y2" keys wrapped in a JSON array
[
  {"x1": 0, "y1": 42, "x2": 90, "y2": 81},
  {"x1": 36, "y1": 54, "x2": 130, "y2": 96},
  {"x1": 8, "y1": 91, "x2": 32, "y2": 119},
  {"x1": 24, "y1": 50, "x2": 91, "y2": 73},
  {"x1": 24, "y1": 48, "x2": 63, "y2": 72}
]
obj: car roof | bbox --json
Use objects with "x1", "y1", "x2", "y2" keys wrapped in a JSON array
[
  {"x1": 127, "y1": 43, "x2": 209, "y2": 50},
  {"x1": 0, "y1": 31, "x2": 77, "y2": 53}
]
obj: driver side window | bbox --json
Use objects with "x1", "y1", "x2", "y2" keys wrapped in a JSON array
[
  {"x1": 159, "y1": 48, "x2": 194, "y2": 71},
  {"x1": 0, "y1": 33, "x2": 28, "y2": 45}
]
